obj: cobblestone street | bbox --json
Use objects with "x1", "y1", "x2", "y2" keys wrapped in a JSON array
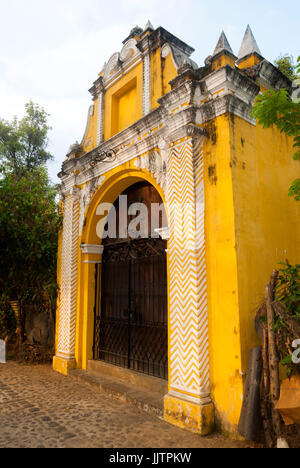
[{"x1": 0, "y1": 362, "x2": 247, "y2": 448}]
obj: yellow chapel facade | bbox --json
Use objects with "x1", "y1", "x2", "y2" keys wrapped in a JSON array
[{"x1": 53, "y1": 23, "x2": 299, "y2": 436}]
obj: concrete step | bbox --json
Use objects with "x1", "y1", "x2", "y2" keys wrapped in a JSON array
[
  {"x1": 69, "y1": 368, "x2": 165, "y2": 419},
  {"x1": 88, "y1": 360, "x2": 168, "y2": 394}
]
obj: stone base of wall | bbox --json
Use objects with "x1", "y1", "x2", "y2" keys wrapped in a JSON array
[
  {"x1": 164, "y1": 393, "x2": 215, "y2": 435},
  {"x1": 53, "y1": 356, "x2": 76, "y2": 376}
]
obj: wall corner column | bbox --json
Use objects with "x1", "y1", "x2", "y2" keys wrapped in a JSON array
[
  {"x1": 164, "y1": 125, "x2": 214, "y2": 435},
  {"x1": 53, "y1": 187, "x2": 81, "y2": 376}
]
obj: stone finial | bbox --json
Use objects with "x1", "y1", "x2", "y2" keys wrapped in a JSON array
[
  {"x1": 238, "y1": 25, "x2": 262, "y2": 60},
  {"x1": 123, "y1": 25, "x2": 143, "y2": 44},
  {"x1": 213, "y1": 31, "x2": 234, "y2": 56},
  {"x1": 144, "y1": 20, "x2": 154, "y2": 31},
  {"x1": 131, "y1": 25, "x2": 143, "y2": 36}
]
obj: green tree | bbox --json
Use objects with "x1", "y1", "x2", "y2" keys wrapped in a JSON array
[
  {"x1": 0, "y1": 101, "x2": 53, "y2": 178},
  {"x1": 0, "y1": 102, "x2": 59, "y2": 344},
  {"x1": 252, "y1": 57, "x2": 300, "y2": 201},
  {"x1": 275, "y1": 54, "x2": 296, "y2": 81},
  {"x1": 0, "y1": 168, "x2": 60, "y2": 340}
]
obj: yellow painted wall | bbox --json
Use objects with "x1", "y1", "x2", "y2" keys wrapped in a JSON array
[
  {"x1": 202, "y1": 115, "x2": 244, "y2": 435},
  {"x1": 104, "y1": 63, "x2": 143, "y2": 140},
  {"x1": 82, "y1": 99, "x2": 98, "y2": 153},
  {"x1": 150, "y1": 47, "x2": 178, "y2": 110},
  {"x1": 211, "y1": 54, "x2": 236, "y2": 72},
  {"x1": 151, "y1": 47, "x2": 163, "y2": 111},
  {"x1": 112, "y1": 78, "x2": 138, "y2": 136},
  {"x1": 229, "y1": 114, "x2": 300, "y2": 378},
  {"x1": 203, "y1": 112, "x2": 300, "y2": 435},
  {"x1": 162, "y1": 53, "x2": 178, "y2": 95},
  {"x1": 238, "y1": 54, "x2": 262, "y2": 69}
]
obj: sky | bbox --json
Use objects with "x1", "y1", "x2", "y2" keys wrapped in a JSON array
[{"x1": 0, "y1": 0, "x2": 299, "y2": 183}]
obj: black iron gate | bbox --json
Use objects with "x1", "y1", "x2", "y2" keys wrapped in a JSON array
[{"x1": 93, "y1": 238, "x2": 168, "y2": 380}]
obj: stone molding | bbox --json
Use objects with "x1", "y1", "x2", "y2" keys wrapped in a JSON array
[
  {"x1": 167, "y1": 124, "x2": 207, "y2": 146},
  {"x1": 134, "y1": 150, "x2": 167, "y2": 194},
  {"x1": 161, "y1": 42, "x2": 198, "y2": 71},
  {"x1": 78, "y1": 176, "x2": 106, "y2": 235},
  {"x1": 80, "y1": 244, "x2": 104, "y2": 255}
]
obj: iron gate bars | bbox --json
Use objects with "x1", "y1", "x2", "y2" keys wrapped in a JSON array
[{"x1": 93, "y1": 238, "x2": 168, "y2": 380}]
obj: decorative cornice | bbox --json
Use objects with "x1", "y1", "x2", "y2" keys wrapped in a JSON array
[
  {"x1": 70, "y1": 186, "x2": 81, "y2": 201},
  {"x1": 137, "y1": 26, "x2": 194, "y2": 56},
  {"x1": 134, "y1": 149, "x2": 167, "y2": 194},
  {"x1": 256, "y1": 60, "x2": 293, "y2": 93},
  {"x1": 80, "y1": 244, "x2": 104, "y2": 255},
  {"x1": 161, "y1": 43, "x2": 198, "y2": 71},
  {"x1": 167, "y1": 124, "x2": 206, "y2": 145},
  {"x1": 89, "y1": 76, "x2": 104, "y2": 100},
  {"x1": 204, "y1": 65, "x2": 260, "y2": 101}
]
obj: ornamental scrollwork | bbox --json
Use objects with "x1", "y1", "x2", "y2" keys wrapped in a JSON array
[{"x1": 89, "y1": 149, "x2": 117, "y2": 168}]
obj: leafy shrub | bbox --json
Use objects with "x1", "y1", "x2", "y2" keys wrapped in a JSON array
[{"x1": 275, "y1": 261, "x2": 300, "y2": 376}]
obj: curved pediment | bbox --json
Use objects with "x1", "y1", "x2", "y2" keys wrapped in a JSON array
[
  {"x1": 120, "y1": 38, "x2": 139, "y2": 62},
  {"x1": 103, "y1": 52, "x2": 121, "y2": 82},
  {"x1": 103, "y1": 39, "x2": 139, "y2": 84}
]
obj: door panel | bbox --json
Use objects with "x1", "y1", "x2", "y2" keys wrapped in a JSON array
[
  {"x1": 129, "y1": 240, "x2": 168, "y2": 379},
  {"x1": 94, "y1": 238, "x2": 168, "y2": 380},
  {"x1": 98, "y1": 250, "x2": 129, "y2": 368}
]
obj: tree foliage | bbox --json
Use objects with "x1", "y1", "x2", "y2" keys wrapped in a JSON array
[
  {"x1": 0, "y1": 168, "x2": 60, "y2": 339},
  {"x1": 0, "y1": 168, "x2": 60, "y2": 296},
  {"x1": 0, "y1": 102, "x2": 59, "y2": 341},
  {"x1": 275, "y1": 55, "x2": 296, "y2": 81},
  {"x1": 274, "y1": 262, "x2": 300, "y2": 376},
  {"x1": 252, "y1": 57, "x2": 300, "y2": 201},
  {"x1": 276, "y1": 262, "x2": 300, "y2": 320},
  {"x1": 0, "y1": 101, "x2": 53, "y2": 177}
]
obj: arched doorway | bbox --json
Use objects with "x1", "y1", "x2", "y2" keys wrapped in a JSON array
[{"x1": 93, "y1": 182, "x2": 168, "y2": 380}]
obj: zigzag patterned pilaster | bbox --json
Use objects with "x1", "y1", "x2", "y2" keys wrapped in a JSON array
[
  {"x1": 56, "y1": 192, "x2": 81, "y2": 359},
  {"x1": 143, "y1": 52, "x2": 151, "y2": 116},
  {"x1": 97, "y1": 91, "x2": 104, "y2": 147},
  {"x1": 168, "y1": 137, "x2": 210, "y2": 404}
]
